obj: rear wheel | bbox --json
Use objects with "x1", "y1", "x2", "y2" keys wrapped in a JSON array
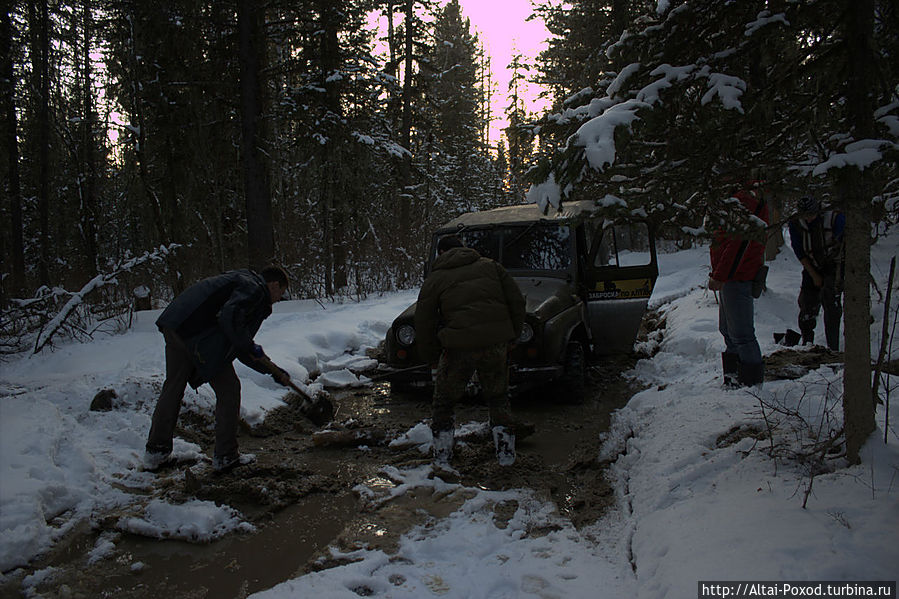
[{"x1": 560, "y1": 341, "x2": 586, "y2": 401}]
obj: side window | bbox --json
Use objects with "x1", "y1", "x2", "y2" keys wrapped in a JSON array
[
  {"x1": 592, "y1": 223, "x2": 653, "y2": 268},
  {"x1": 593, "y1": 224, "x2": 615, "y2": 267},
  {"x1": 615, "y1": 223, "x2": 653, "y2": 266}
]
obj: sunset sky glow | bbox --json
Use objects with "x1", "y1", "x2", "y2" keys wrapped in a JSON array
[
  {"x1": 368, "y1": 1, "x2": 553, "y2": 149},
  {"x1": 456, "y1": 0, "x2": 553, "y2": 146}
]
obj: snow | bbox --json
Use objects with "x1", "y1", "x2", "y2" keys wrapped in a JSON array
[
  {"x1": 253, "y1": 471, "x2": 631, "y2": 599},
  {"x1": 607, "y1": 63, "x2": 641, "y2": 98},
  {"x1": 811, "y1": 139, "x2": 896, "y2": 176},
  {"x1": 701, "y1": 72, "x2": 747, "y2": 114},
  {"x1": 1, "y1": 230, "x2": 897, "y2": 597},
  {"x1": 116, "y1": 499, "x2": 256, "y2": 541},
  {"x1": 574, "y1": 99, "x2": 649, "y2": 172},
  {"x1": 526, "y1": 172, "x2": 563, "y2": 212},
  {"x1": 744, "y1": 11, "x2": 790, "y2": 37}
]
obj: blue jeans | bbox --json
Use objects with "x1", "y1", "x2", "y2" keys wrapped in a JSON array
[{"x1": 719, "y1": 281, "x2": 762, "y2": 365}]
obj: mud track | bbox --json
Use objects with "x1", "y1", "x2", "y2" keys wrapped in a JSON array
[{"x1": 7, "y1": 356, "x2": 640, "y2": 599}]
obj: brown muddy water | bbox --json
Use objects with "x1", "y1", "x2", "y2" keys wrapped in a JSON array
[{"x1": 2, "y1": 357, "x2": 640, "y2": 599}]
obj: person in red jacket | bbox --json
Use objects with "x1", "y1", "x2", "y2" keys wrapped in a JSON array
[{"x1": 709, "y1": 183, "x2": 769, "y2": 387}]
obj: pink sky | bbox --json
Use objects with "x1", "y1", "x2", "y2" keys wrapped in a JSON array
[
  {"x1": 367, "y1": 2, "x2": 552, "y2": 149},
  {"x1": 457, "y1": 0, "x2": 552, "y2": 146}
]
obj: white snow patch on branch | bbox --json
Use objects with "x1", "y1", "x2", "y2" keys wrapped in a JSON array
[
  {"x1": 701, "y1": 73, "x2": 747, "y2": 113},
  {"x1": 352, "y1": 132, "x2": 375, "y2": 145},
  {"x1": 563, "y1": 87, "x2": 594, "y2": 107},
  {"x1": 599, "y1": 194, "x2": 627, "y2": 208},
  {"x1": 745, "y1": 10, "x2": 789, "y2": 36},
  {"x1": 812, "y1": 139, "x2": 896, "y2": 176},
  {"x1": 527, "y1": 172, "x2": 562, "y2": 212},
  {"x1": 607, "y1": 63, "x2": 641, "y2": 98},
  {"x1": 637, "y1": 64, "x2": 695, "y2": 105},
  {"x1": 875, "y1": 101, "x2": 899, "y2": 137},
  {"x1": 574, "y1": 99, "x2": 649, "y2": 171}
]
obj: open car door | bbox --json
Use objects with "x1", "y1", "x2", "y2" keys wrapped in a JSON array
[{"x1": 582, "y1": 221, "x2": 659, "y2": 355}]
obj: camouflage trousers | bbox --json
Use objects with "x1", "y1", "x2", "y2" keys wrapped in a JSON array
[{"x1": 432, "y1": 342, "x2": 513, "y2": 432}]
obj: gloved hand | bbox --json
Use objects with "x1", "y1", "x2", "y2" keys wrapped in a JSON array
[
  {"x1": 272, "y1": 367, "x2": 291, "y2": 387},
  {"x1": 250, "y1": 344, "x2": 265, "y2": 359}
]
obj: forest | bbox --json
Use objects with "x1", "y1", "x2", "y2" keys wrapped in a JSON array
[{"x1": 1, "y1": 1, "x2": 897, "y2": 456}]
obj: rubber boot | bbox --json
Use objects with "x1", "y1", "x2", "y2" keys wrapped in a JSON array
[
  {"x1": 738, "y1": 362, "x2": 765, "y2": 388},
  {"x1": 721, "y1": 352, "x2": 741, "y2": 389},
  {"x1": 799, "y1": 315, "x2": 816, "y2": 346},
  {"x1": 492, "y1": 426, "x2": 516, "y2": 466},
  {"x1": 432, "y1": 428, "x2": 454, "y2": 468}
]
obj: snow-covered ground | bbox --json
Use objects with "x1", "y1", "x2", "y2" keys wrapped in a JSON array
[{"x1": 1, "y1": 228, "x2": 897, "y2": 597}]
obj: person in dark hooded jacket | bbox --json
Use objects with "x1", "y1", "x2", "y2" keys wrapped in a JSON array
[
  {"x1": 145, "y1": 266, "x2": 291, "y2": 472},
  {"x1": 415, "y1": 235, "x2": 526, "y2": 469}
]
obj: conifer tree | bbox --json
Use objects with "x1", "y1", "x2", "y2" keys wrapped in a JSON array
[
  {"x1": 504, "y1": 52, "x2": 534, "y2": 202},
  {"x1": 421, "y1": 0, "x2": 496, "y2": 215},
  {"x1": 529, "y1": 0, "x2": 898, "y2": 462}
]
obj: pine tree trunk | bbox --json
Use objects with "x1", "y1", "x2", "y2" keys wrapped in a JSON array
[
  {"x1": 399, "y1": 0, "x2": 414, "y2": 232},
  {"x1": 840, "y1": 0, "x2": 876, "y2": 464},
  {"x1": 238, "y1": 0, "x2": 274, "y2": 271},
  {"x1": 2, "y1": 9, "x2": 25, "y2": 295},
  {"x1": 80, "y1": 0, "x2": 98, "y2": 277},
  {"x1": 31, "y1": 0, "x2": 50, "y2": 286},
  {"x1": 318, "y1": 0, "x2": 347, "y2": 292}
]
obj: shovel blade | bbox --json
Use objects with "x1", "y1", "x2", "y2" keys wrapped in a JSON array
[{"x1": 302, "y1": 396, "x2": 335, "y2": 427}]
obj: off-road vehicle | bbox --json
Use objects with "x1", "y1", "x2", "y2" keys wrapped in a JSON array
[{"x1": 380, "y1": 200, "x2": 658, "y2": 399}]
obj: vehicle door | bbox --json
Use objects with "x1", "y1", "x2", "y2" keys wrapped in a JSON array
[{"x1": 582, "y1": 220, "x2": 658, "y2": 354}]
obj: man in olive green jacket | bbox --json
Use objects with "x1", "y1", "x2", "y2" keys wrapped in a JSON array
[{"x1": 415, "y1": 235, "x2": 526, "y2": 468}]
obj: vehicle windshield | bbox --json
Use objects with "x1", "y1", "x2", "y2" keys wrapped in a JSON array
[{"x1": 456, "y1": 224, "x2": 571, "y2": 272}]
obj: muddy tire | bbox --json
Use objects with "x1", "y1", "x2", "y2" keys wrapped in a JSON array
[{"x1": 561, "y1": 341, "x2": 586, "y2": 401}]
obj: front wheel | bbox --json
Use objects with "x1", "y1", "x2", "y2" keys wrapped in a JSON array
[{"x1": 560, "y1": 341, "x2": 586, "y2": 401}]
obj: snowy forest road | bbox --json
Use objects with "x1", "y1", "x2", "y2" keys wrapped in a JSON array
[{"x1": 10, "y1": 356, "x2": 640, "y2": 599}]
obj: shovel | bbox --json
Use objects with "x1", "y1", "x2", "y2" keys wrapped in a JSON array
[{"x1": 256, "y1": 355, "x2": 334, "y2": 426}]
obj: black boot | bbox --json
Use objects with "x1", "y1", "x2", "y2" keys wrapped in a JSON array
[
  {"x1": 738, "y1": 362, "x2": 764, "y2": 388},
  {"x1": 722, "y1": 352, "x2": 741, "y2": 388},
  {"x1": 799, "y1": 319, "x2": 816, "y2": 346},
  {"x1": 784, "y1": 329, "x2": 801, "y2": 347}
]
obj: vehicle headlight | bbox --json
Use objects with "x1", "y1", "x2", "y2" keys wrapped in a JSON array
[
  {"x1": 396, "y1": 324, "x2": 416, "y2": 346},
  {"x1": 518, "y1": 322, "x2": 534, "y2": 343}
]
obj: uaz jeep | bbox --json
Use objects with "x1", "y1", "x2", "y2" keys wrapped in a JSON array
[{"x1": 381, "y1": 200, "x2": 658, "y2": 398}]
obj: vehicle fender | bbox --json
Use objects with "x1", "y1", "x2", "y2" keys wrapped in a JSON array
[{"x1": 542, "y1": 301, "x2": 589, "y2": 363}]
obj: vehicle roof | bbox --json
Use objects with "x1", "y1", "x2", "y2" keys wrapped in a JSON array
[{"x1": 436, "y1": 200, "x2": 601, "y2": 231}]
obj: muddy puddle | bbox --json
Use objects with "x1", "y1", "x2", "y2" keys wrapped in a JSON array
[{"x1": 4, "y1": 357, "x2": 640, "y2": 599}]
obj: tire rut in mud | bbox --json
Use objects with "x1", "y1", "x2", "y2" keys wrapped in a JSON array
[{"x1": 4, "y1": 356, "x2": 642, "y2": 599}]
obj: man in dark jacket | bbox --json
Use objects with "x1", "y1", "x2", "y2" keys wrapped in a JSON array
[
  {"x1": 788, "y1": 196, "x2": 845, "y2": 350},
  {"x1": 415, "y1": 235, "x2": 526, "y2": 468},
  {"x1": 709, "y1": 184, "x2": 769, "y2": 388},
  {"x1": 145, "y1": 266, "x2": 291, "y2": 472}
]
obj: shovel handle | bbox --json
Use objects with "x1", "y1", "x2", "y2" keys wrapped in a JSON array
[
  {"x1": 256, "y1": 355, "x2": 312, "y2": 400},
  {"x1": 254, "y1": 353, "x2": 335, "y2": 426}
]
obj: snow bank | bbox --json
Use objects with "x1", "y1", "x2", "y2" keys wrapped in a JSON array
[
  {"x1": 1, "y1": 229, "x2": 896, "y2": 597},
  {"x1": 0, "y1": 290, "x2": 417, "y2": 572},
  {"x1": 251, "y1": 467, "x2": 635, "y2": 599}
]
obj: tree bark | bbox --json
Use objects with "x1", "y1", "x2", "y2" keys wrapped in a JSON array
[
  {"x1": 30, "y1": 0, "x2": 50, "y2": 286},
  {"x1": 840, "y1": 0, "x2": 876, "y2": 464},
  {"x1": 80, "y1": 0, "x2": 99, "y2": 277},
  {"x1": 399, "y1": 0, "x2": 414, "y2": 233},
  {"x1": 2, "y1": 8, "x2": 25, "y2": 295},
  {"x1": 238, "y1": 0, "x2": 275, "y2": 271},
  {"x1": 318, "y1": 0, "x2": 346, "y2": 292}
]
